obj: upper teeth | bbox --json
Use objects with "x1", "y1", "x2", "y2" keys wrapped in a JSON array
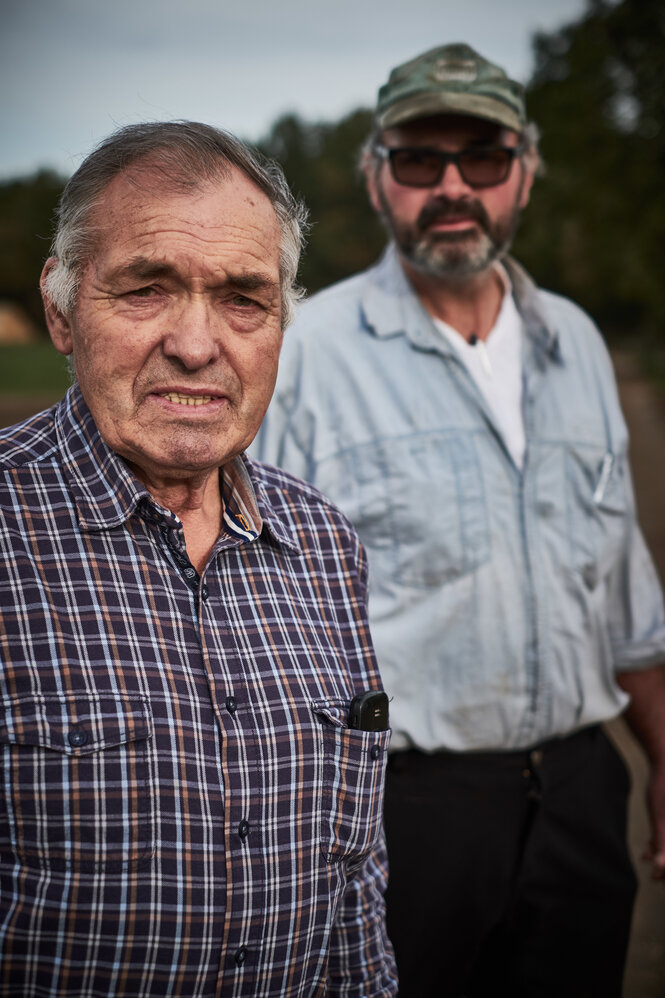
[{"x1": 161, "y1": 392, "x2": 214, "y2": 406}]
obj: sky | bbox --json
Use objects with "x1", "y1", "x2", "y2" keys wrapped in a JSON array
[{"x1": 1, "y1": 0, "x2": 593, "y2": 181}]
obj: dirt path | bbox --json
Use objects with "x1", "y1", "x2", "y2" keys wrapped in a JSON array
[{"x1": 609, "y1": 350, "x2": 665, "y2": 998}]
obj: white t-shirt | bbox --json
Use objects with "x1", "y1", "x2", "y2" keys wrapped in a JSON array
[{"x1": 432, "y1": 266, "x2": 525, "y2": 467}]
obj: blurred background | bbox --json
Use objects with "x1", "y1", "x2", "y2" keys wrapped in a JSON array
[{"x1": 1, "y1": 0, "x2": 663, "y2": 993}]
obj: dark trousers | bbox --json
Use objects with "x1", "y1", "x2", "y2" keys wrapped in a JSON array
[{"x1": 384, "y1": 726, "x2": 637, "y2": 998}]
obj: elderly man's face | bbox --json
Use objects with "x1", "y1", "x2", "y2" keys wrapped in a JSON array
[
  {"x1": 43, "y1": 165, "x2": 283, "y2": 487},
  {"x1": 366, "y1": 114, "x2": 535, "y2": 279}
]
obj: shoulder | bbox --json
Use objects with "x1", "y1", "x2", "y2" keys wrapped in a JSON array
[
  {"x1": 251, "y1": 457, "x2": 364, "y2": 557},
  {"x1": 252, "y1": 457, "x2": 358, "y2": 531},
  {"x1": 536, "y1": 286, "x2": 601, "y2": 335},
  {"x1": 286, "y1": 265, "x2": 378, "y2": 342},
  {"x1": 511, "y1": 259, "x2": 614, "y2": 370},
  {"x1": 535, "y1": 286, "x2": 614, "y2": 370},
  {"x1": 0, "y1": 405, "x2": 60, "y2": 471}
]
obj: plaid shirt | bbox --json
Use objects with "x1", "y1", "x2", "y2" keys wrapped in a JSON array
[{"x1": 0, "y1": 386, "x2": 397, "y2": 998}]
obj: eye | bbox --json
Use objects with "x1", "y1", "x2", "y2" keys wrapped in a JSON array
[
  {"x1": 127, "y1": 286, "x2": 157, "y2": 298},
  {"x1": 229, "y1": 293, "x2": 261, "y2": 309}
]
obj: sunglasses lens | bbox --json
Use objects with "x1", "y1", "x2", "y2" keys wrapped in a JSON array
[
  {"x1": 459, "y1": 149, "x2": 513, "y2": 186},
  {"x1": 388, "y1": 148, "x2": 516, "y2": 188},
  {"x1": 390, "y1": 149, "x2": 446, "y2": 187}
]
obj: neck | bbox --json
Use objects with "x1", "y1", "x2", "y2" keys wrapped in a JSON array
[
  {"x1": 403, "y1": 261, "x2": 505, "y2": 342},
  {"x1": 130, "y1": 464, "x2": 224, "y2": 573}
]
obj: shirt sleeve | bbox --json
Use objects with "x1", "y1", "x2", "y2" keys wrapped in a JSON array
[
  {"x1": 609, "y1": 515, "x2": 665, "y2": 671},
  {"x1": 582, "y1": 325, "x2": 665, "y2": 672},
  {"x1": 327, "y1": 829, "x2": 398, "y2": 997},
  {"x1": 606, "y1": 446, "x2": 665, "y2": 670}
]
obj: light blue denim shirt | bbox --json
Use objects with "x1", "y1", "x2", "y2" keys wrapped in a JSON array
[{"x1": 253, "y1": 247, "x2": 665, "y2": 751}]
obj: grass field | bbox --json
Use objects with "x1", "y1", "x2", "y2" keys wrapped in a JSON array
[{"x1": 0, "y1": 343, "x2": 71, "y2": 397}]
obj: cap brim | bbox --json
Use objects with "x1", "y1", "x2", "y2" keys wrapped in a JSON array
[{"x1": 378, "y1": 91, "x2": 523, "y2": 133}]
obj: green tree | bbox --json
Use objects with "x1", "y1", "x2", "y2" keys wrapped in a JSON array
[
  {"x1": 258, "y1": 110, "x2": 384, "y2": 294},
  {"x1": 0, "y1": 170, "x2": 65, "y2": 332},
  {"x1": 514, "y1": 0, "x2": 665, "y2": 337}
]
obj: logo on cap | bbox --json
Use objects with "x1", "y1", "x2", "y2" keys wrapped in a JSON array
[{"x1": 432, "y1": 57, "x2": 478, "y2": 84}]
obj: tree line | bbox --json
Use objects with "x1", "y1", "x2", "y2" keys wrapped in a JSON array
[{"x1": 1, "y1": 0, "x2": 662, "y2": 343}]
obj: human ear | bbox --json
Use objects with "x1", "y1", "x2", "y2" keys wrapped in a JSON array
[
  {"x1": 40, "y1": 257, "x2": 74, "y2": 356},
  {"x1": 364, "y1": 164, "x2": 384, "y2": 216}
]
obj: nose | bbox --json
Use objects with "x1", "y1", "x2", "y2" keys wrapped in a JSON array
[
  {"x1": 431, "y1": 160, "x2": 473, "y2": 199},
  {"x1": 162, "y1": 298, "x2": 221, "y2": 370}
]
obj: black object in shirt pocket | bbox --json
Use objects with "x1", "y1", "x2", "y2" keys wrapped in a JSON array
[{"x1": 312, "y1": 699, "x2": 390, "y2": 869}]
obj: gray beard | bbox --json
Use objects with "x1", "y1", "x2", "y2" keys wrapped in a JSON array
[
  {"x1": 405, "y1": 229, "x2": 506, "y2": 278},
  {"x1": 377, "y1": 188, "x2": 522, "y2": 280}
]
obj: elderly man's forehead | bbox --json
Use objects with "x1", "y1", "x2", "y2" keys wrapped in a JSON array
[
  {"x1": 98, "y1": 155, "x2": 230, "y2": 204},
  {"x1": 84, "y1": 161, "x2": 278, "y2": 245}
]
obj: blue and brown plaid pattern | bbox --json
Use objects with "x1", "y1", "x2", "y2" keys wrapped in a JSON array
[{"x1": 0, "y1": 386, "x2": 397, "y2": 997}]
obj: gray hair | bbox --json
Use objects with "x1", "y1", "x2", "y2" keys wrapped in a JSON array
[{"x1": 43, "y1": 121, "x2": 308, "y2": 327}]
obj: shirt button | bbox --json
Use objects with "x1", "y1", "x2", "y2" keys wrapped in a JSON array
[
  {"x1": 225, "y1": 696, "x2": 237, "y2": 715},
  {"x1": 201, "y1": 584, "x2": 209, "y2": 601},
  {"x1": 370, "y1": 743, "x2": 382, "y2": 760},
  {"x1": 234, "y1": 945, "x2": 248, "y2": 966},
  {"x1": 68, "y1": 726, "x2": 88, "y2": 748},
  {"x1": 238, "y1": 819, "x2": 250, "y2": 840}
]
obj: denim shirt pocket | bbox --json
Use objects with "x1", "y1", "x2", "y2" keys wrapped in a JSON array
[
  {"x1": 334, "y1": 432, "x2": 491, "y2": 589},
  {"x1": 311, "y1": 699, "x2": 389, "y2": 870},
  {"x1": 565, "y1": 445, "x2": 629, "y2": 590},
  {"x1": 0, "y1": 693, "x2": 153, "y2": 873}
]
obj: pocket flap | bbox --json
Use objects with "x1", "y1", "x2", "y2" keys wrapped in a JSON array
[
  {"x1": 311, "y1": 699, "x2": 349, "y2": 728},
  {"x1": 0, "y1": 694, "x2": 152, "y2": 755}
]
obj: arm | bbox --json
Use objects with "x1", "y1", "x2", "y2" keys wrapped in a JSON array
[
  {"x1": 617, "y1": 664, "x2": 665, "y2": 880},
  {"x1": 327, "y1": 831, "x2": 398, "y2": 996}
]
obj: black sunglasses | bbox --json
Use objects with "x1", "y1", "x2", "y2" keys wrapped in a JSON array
[{"x1": 375, "y1": 143, "x2": 525, "y2": 189}]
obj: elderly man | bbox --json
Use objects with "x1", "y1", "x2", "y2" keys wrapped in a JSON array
[
  {"x1": 254, "y1": 44, "x2": 665, "y2": 997},
  {"x1": 0, "y1": 122, "x2": 397, "y2": 997}
]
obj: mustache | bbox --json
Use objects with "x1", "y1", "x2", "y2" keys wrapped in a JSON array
[{"x1": 417, "y1": 197, "x2": 490, "y2": 233}]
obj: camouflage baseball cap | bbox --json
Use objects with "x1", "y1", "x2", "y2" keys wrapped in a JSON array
[{"x1": 376, "y1": 43, "x2": 526, "y2": 133}]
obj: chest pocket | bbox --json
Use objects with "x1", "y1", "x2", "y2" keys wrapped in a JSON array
[
  {"x1": 327, "y1": 433, "x2": 490, "y2": 589},
  {"x1": 312, "y1": 700, "x2": 389, "y2": 870},
  {"x1": 0, "y1": 693, "x2": 153, "y2": 873},
  {"x1": 565, "y1": 446, "x2": 630, "y2": 590}
]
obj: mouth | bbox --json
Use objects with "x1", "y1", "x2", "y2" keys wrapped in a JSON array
[
  {"x1": 427, "y1": 215, "x2": 477, "y2": 230},
  {"x1": 157, "y1": 391, "x2": 219, "y2": 407},
  {"x1": 418, "y1": 199, "x2": 488, "y2": 237}
]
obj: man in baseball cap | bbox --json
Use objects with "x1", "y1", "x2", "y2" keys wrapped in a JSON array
[{"x1": 255, "y1": 44, "x2": 665, "y2": 997}]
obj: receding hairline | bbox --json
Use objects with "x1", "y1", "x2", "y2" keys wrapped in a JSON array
[{"x1": 74, "y1": 154, "x2": 283, "y2": 269}]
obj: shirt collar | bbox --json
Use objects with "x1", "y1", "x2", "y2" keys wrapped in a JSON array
[
  {"x1": 501, "y1": 257, "x2": 563, "y2": 369},
  {"x1": 56, "y1": 383, "x2": 300, "y2": 553},
  {"x1": 360, "y1": 245, "x2": 443, "y2": 351},
  {"x1": 360, "y1": 244, "x2": 562, "y2": 367},
  {"x1": 56, "y1": 385, "x2": 151, "y2": 531}
]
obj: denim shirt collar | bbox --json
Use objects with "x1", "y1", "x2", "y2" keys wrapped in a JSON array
[{"x1": 360, "y1": 244, "x2": 562, "y2": 370}]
